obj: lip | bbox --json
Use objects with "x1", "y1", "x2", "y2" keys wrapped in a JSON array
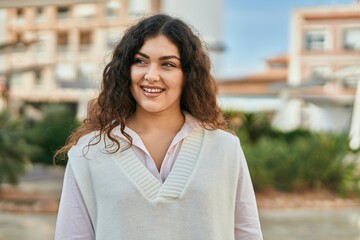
[{"x1": 140, "y1": 86, "x2": 165, "y2": 97}]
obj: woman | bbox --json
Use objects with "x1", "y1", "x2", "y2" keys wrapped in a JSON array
[{"x1": 55, "y1": 14, "x2": 263, "y2": 240}]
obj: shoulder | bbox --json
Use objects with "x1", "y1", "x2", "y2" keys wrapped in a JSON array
[
  {"x1": 68, "y1": 131, "x2": 103, "y2": 160},
  {"x1": 68, "y1": 129, "x2": 127, "y2": 161},
  {"x1": 202, "y1": 129, "x2": 242, "y2": 156},
  {"x1": 203, "y1": 128, "x2": 240, "y2": 145},
  {"x1": 201, "y1": 129, "x2": 244, "y2": 171}
]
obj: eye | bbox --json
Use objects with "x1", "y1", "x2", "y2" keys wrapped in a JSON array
[
  {"x1": 162, "y1": 62, "x2": 176, "y2": 68},
  {"x1": 133, "y1": 58, "x2": 147, "y2": 65}
]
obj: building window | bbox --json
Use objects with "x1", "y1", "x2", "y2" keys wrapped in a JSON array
[
  {"x1": 55, "y1": 63, "x2": 76, "y2": 82},
  {"x1": 336, "y1": 65, "x2": 360, "y2": 88},
  {"x1": 15, "y1": 8, "x2": 25, "y2": 24},
  {"x1": 78, "y1": 63, "x2": 97, "y2": 88},
  {"x1": 15, "y1": 32, "x2": 22, "y2": 42},
  {"x1": 343, "y1": 28, "x2": 360, "y2": 50},
  {"x1": 79, "y1": 31, "x2": 92, "y2": 52},
  {"x1": 34, "y1": 68, "x2": 42, "y2": 85},
  {"x1": 106, "y1": 31, "x2": 120, "y2": 49},
  {"x1": 33, "y1": 33, "x2": 49, "y2": 58},
  {"x1": 13, "y1": 33, "x2": 26, "y2": 52},
  {"x1": 10, "y1": 73, "x2": 22, "y2": 87},
  {"x1": 35, "y1": 41, "x2": 45, "y2": 56},
  {"x1": 16, "y1": 8, "x2": 24, "y2": 19},
  {"x1": 304, "y1": 30, "x2": 330, "y2": 51},
  {"x1": 74, "y1": 4, "x2": 97, "y2": 20},
  {"x1": 105, "y1": 0, "x2": 120, "y2": 18},
  {"x1": 57, "y1": 6, "x2": 70, "y2": 20},
  {"x1": 36, "y1": 7, "x2": 44, "y2": 22},
  {"x1": 311, "y1": 66, "x2": 332, "y2": 78},
  {"x1": 57, "y1": 32, "x2": 69, "y2": 52},
  {"x1": 128, "y1": 0, "x2": 151, "y2": 17}
]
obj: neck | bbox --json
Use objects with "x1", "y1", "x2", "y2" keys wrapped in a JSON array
[{"x1": 127, "y1": 108, "x2": 185, "y2": 134}]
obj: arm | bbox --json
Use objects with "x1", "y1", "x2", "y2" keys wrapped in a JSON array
[
  {"x1": 234, "y1": 141, "x2": 263, "y2": 240},
  {"x1": 55, "y1": 163, "x2": 95, "y2": 240}
]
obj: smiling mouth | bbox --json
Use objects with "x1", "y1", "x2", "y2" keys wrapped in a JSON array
[{"x1": 141, "y1": 86, "x2": 165, "y2": 93}]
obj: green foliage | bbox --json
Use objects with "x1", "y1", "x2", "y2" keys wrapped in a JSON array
[
  {"x1": 224, "y1": 110, "x2": 278, "y2": 143},
  {"x1": 238, "y1": 112, "x2": 274, "y2": 143},
  {"x1": 243, "y1": 133, "x2": 353, "y2": 193},
  {"x1": 0, "y1": 104, "x2": 78, "y2": 186},
  {"x1": 24, "y1": 104, "x2": 79, "y2": 165},
  {"x1": 224, "y1": 110, "x2": 360, "y2": 196},
  {"x1": 0, "y1": 112, "x2": 39, "y2": 185}
]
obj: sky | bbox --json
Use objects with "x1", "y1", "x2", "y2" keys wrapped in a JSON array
[{"x1": 221, "y1": 0, "x2": 356, "y2": 78}]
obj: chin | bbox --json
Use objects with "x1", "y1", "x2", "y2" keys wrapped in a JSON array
[{"x1": 139, "y1": 105, "x2": 165, "y2": 113}]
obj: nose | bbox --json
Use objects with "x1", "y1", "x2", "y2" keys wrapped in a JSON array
[{"x1": 144, "y1": 65, "x2": 160, "y2": 82}]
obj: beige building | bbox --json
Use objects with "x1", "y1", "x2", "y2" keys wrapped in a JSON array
[
  {"x1": 288, "y1": 0, "x2": 360, "y2": 86},
  {"x1": 213, "y1": 1, "x2": 360, "y2": 133},
  {"x1": 216, "y1": 55, "x2": 287, "y2": 112},
  {"x1": 274, "y1": 0, "x2": 360, "y2": 132},
  {"x1": 0, "y1": 0, "x2": 162, "y2": 118},
  {"x1": 0, "y1": 0, "x2": 225, "y2": 118}
]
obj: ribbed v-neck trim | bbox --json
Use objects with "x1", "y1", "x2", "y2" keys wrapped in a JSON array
[{"x1": 113, "y1": 128, "x2": 204, "y2": 201}]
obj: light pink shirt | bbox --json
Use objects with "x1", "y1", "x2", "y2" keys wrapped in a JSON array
[
  {"x1": 55, "y1": 113, "x2": 262, "y2": 240},
  {"x1": 124, "y1": 113, "x2": 198, "y2": 183}
]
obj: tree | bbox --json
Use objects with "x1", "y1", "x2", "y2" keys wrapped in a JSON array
[
  {"x1": 0, "y1": 112, "x2": 39, "y2": 185},
  {"x1": 25, "y1": 104, "x2": 79, "y2": 165}
]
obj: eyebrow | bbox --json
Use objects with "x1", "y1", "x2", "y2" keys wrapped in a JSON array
[{"x1": 137, "y1": 52, "x2": 181, "y2": 61}]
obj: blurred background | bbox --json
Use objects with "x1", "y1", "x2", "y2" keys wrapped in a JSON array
[{"x1": 0, "y1": 0, "x2": 360, "y2": 239}]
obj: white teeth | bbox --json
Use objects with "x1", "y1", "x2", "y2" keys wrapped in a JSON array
[{"x1": 142, "y1": 87, "x2": 163, "y2": 93}]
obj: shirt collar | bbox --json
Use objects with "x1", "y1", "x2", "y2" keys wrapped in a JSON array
[{"x1": 115, "y1": 111, "x2": 200, "y2": 144}]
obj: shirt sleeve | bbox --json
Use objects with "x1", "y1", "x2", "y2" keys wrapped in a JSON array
[
  {"x1": 55, "y1": 162, "x2": 95, "y2": 240},
  {"x1": 234, "y1": 140, "x2": 263, "y2": 240}
]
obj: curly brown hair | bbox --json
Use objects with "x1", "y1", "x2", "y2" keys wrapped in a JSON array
[{"x1": 54, "y1": 14, "x2": 227, "y2": 160}]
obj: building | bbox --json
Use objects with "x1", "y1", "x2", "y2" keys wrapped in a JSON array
[
  {"x1": 217, "y1": 54, "x2": 287, "y2": 112},
  {"x1": 0, "y1": 0, "x2": 159, "y2": 118},
  {"x1": 0, "y1": 0, "x2": 224, "y2": 119},
  {"x1": 215, "y1": 1, "x2": 360, "y2": 134},
  {"x1": 278, "y1": 0, "x2": 360, "y2": 132},
  {"x1": 0, "y1": 10, "x2": 7, "y2": 111}
]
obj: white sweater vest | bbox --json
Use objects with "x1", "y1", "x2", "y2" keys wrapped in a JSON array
[{"x1": 69, "y1": 128, "x2": 243, "y2": 240}]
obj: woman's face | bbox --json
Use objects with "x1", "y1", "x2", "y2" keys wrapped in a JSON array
[{"x1": 130, "y1": 35, "x2": 184, "y2": 115}]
